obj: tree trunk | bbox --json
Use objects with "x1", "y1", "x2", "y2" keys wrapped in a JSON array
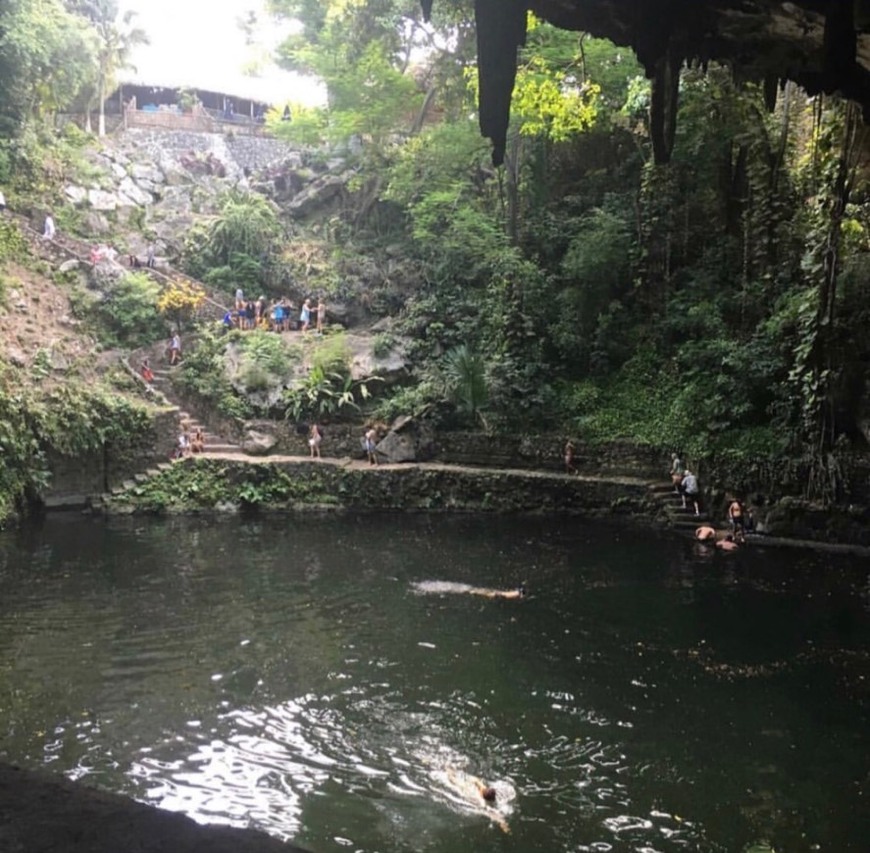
[
  {"x1": 98, "y1": 76, "x2": 106, "y2": 137},
  {"x1": 503, "y1": 131, "x2": 522, "y2": 244}
]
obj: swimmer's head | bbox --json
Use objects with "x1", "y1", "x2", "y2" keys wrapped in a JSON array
[
  {"x1": 518, "y1": 583, "x2": 527, "y2": 597},
  {"x1": 481, "y1": 786, "x2": 497, "y2": 803}
]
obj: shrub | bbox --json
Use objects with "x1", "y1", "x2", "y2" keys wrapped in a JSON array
[{"x1": 96, "y1": 272, "x2": 168, "y2": 347}]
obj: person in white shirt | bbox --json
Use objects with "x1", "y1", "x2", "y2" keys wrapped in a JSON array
[{"x1": 43, "y1": 213, "x2": 56, "y2": 240}]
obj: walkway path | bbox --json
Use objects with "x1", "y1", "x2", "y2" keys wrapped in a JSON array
[{"x1": 7, "y1": 210, "x2": 230, "y2": 320}]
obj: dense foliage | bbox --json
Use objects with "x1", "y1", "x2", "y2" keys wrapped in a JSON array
[
  {"x1": 265, "y1": 2, "x2": 870, "y2": 500},
  {"x1": 1, "y1": 0, "x2": 869, "y2": 516}
]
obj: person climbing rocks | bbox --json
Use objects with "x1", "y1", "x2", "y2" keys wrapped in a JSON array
[{"x1": 43, "y1": 212, "x2": 56, "y2": 240}]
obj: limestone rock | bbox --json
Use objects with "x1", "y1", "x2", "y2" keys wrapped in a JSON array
[
  {"x1": 7, "y1": 346, "x2": 27, "y2": 367},
  {"x1": 285, "y1": 172, "x2": 351, "y2": 218},
  {"x1": 82, "y1": 210, "x2": 111, "y2": 235},
  {"x1": 118, "y1": 177, "x2": 154, "y2": 206},
  {"x1": 346, "y1": 333, "x2": 411, "y2": 385},
  {"x1": 376, "y1": 429, "x2": 417, "y2": 463},
  {"x1": 88, "y1": 189, "x2": 118, "y2": 211},
  {"x1": 376, "y1": 416, "x2": 436, "y2": 464},
  {"x1": 64, "y1": 186, "x2": 88, "y2": 205},
  {"x1": 241, "y1": 422, "x2": 279, "y2": 456},
  {"x1": 131, "y1": 163, "x2": 164, "y2": 184},
  {"x1": 49, "y1": 349, "x2": 70, "y2": 371},
  {"x1": 59, "y1": 259, "x2": 81, "y2": 273}
]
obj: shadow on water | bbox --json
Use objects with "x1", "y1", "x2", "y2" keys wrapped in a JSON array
[{"x1": 0, "y1": 513, "x2": 867, "y2": 852}]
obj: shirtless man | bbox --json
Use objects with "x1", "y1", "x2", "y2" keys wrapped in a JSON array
[{"x1": 728, "y1": 498, "x2": 746, "y2": 542}]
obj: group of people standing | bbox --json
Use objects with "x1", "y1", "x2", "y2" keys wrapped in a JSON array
[
  {"x1": 227, "y1": 289, "x2": 326, "y2": 335},
  {"x1": 670, "y1": 452, "x2": 755, "y2": 551}
]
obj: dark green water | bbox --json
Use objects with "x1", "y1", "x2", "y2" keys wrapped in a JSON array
[{"x1": 0, "y1": 514, "x2": 867, "y2": 852}]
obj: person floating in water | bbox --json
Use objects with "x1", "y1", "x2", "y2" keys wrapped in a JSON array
[
  {"x1": 411, "y1": 580, "x2": 526, "y2": 599},
  {"x1": 694, "y1": 526, "x2": 739, "y2": 551},
  {"x1": 443, "y1": 768, "x2": 512, "y2": 833}
]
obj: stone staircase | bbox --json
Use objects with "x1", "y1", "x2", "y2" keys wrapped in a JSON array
[
  {"x1": 7, "y1": 210, "x2": 230, "y2": 321},
  {"x1": 107, "y1": 462, "x2": 175, "y2": 498},
  {"x1": 147, "y1": 365, "x2": 244, "y2": 456},
  {"x1": 647, "y1": 481, "x2": 712, "y2": 529}
]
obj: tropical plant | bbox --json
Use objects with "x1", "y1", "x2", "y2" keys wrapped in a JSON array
[
  {"x1": 442, "y1": 344, "x2": 487, "y2": 423},
  {"x1": 185, "y1": 191, "x2": 281, "y2": 291}
]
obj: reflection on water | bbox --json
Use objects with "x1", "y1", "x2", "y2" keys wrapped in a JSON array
[{"x1": 0, "y1": 514, "x2": 868, "y2": 853}]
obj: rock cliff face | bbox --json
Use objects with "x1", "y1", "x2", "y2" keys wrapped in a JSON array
[{"x1": 426, "y1": 1, "x2": 870, "y2": 164}]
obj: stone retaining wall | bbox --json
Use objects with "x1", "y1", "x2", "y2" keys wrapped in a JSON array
[
  {"x1": 43, "y1": 407, "x2": 178, "y2": 508},
  {"x1": 433, "y1": 432, "x2": 665, "y2": 479},
  {"x1": 106, "y1": 456, "x2": 652, "y2": 518},
  {"x1": 124, "y1": 128, "x2": 298, "y2": 174}
]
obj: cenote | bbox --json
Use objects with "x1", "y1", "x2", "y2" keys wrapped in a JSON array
[{"x1": 0, "y1": 513, "x2": 867, "y2": 853}]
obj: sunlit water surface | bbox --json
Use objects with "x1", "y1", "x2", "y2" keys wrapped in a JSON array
[{"x1": 0, "y1": 514, "x2": 867, "y2": 852}]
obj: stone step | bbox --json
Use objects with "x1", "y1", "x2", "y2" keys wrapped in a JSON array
[
  {"x1": 647, "y1": 482, "x2": 677, "y2": 493},
  {"x1": 122, "y1": 479, "x2": 136, "y2": 490},
  {"x1": 145, "y1": 469, "x2": 161, "y2": 478},
  {"x1": 156, "y1": 463, "x2": 172, "y2": 472},
  {"x1": 134, "y1": 473, "x2": 150, "y2": 483},
  {"x1": 665, "y1": 504, "x2": 709, "y2": 517},
  {"x1": 668, "y1": 512, "x2": 710, "y2": 529},
  {"x1": 204, "y1": 444, "x2": 243, "y2": 454}
]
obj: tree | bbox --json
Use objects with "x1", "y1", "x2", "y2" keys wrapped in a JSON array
[
  {"x1": 72, "y1": 0, "x2": 148, "y2": 136},
  {"x1": 269, "y1": 0, "x2": 476, "y2": 147},
  {"x1": 0, "y1": 0, "x2": 98, "y2": 131}
]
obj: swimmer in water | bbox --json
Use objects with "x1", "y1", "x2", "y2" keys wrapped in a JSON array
[
  {"x1": 694, "y1": 526, "x2": 739, "y2": 551},
  {"x1": 411, "y1": 580, "x2": 527, "y2": 600},
  {"x1": 471, "y1": 583, "x2": 526, "y2": 600},
  {"x1": 445, "y1": 769, "x2": 511, "y2": 833}
]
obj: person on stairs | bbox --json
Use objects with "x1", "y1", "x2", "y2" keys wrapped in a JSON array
[
  {"x1": 681, "y1": 468, "x2": 701, "y2": 516},
  {"x1": 168, "y1": 332, "x2": 182, "y2": 365},
  {"x1": 43, "y1": 212, "x2": 56, "y2": 240},
  {"x1": 670, "y1": 452, "x2": 685, "y2": 493}
]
